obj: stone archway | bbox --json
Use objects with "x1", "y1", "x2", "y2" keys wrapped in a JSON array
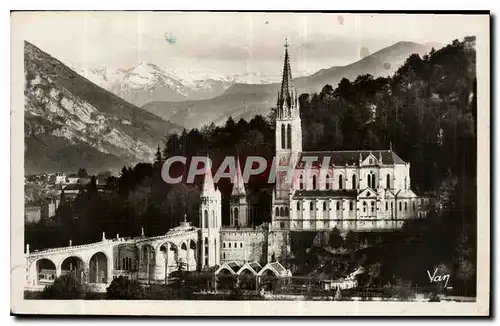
[
  {"x1": 88, "y1": 252, "x2": 108, "y2": 284},
  {"x1": 179, "y1": 242, "x2": 188, "y2": 270},
  {"x1": 217, "y1": 268, "x2": 236, "y2": 290},
  {"x1": 260, "y1": 269, "x2": 278, "y2": 291},
  {"x1": 239, "y1": 269, "x2": 257, "y2": 290},
  {"x1": 140, "y1": 244, "x2": 155, "y2": 283},
  {"x1": 35, "y1": 258, "x2": 56, "y2": 285},
  {"x1": 60, "y1": 256, "x2": 85, "y2": 284},
  {"x1": 189, "y1": 240, "x2": 197, "y2": 271},
  {"x1": 158, "y1": 242, "x2": 178, "y2": 283}
]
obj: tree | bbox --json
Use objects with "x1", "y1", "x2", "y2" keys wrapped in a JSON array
[
  {"x1": 106, "y1": 276, "x2": 145, "y2": 299},
  {"x1": 328, "y1": 228, "x2": 343, "y2": 249},
  {"x1": 77, "y1": 168, "x2": 88, "y2": 178},
  {"x1": 454, "y1": 233, "x2": 476, "y2": 296},
  {"x1": 153, "y1": 145, "x2": 163, "y2": 168},
  {"x1": 344, "y1": 231, "x2": 359, "y2": 251},
  {"x1": 41, "y1": 274, "x2": 86, "y2": 299}
]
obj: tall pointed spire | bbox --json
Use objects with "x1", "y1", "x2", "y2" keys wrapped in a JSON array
[
  {"x1": 231, "y1": 156, "x2": 246, "y2": 196},
  {"x1": 201, "y1": 158, "x2": 215, "y2": 196},
  {"x1": 277, "y1": 37, "x2": 296, "y2": 118}
]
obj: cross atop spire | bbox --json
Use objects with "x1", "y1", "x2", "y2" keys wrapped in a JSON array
[{"x1": 284, "y1": 37, "x2": 289, "y2": 49}]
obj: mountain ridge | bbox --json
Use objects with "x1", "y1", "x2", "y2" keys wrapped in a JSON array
[
  {"x1": 24, "y1": 41, "x2": 182, "y2": 174},
  {"x1": 141, "y1": 41, "x2": 441, "y2": 129}
]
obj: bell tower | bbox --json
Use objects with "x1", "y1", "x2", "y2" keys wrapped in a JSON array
[
  {"x1": 273, "y1": 38, "x2": 302, "y2": 229},
  {"x1": 199, "y1": 161, "x2": 221, "y2": 269},
  {"x1": 230, "y1": 156, "x2": 248, "y2": 227}
]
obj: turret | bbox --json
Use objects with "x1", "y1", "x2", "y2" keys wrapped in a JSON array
[
  {"x1": 199, "y1": 161, "x2": 222, "y2": 268},
  {"x1": 230, "y1": 156, "x2": 248, "y2": 227}
]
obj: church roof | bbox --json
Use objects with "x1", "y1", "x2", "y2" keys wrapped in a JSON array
[
  {"x1": 296, "y1": 150, "x2": 406, "y2": 168},
  {"x1": 293, "y1": 189, "x2": 357, "y2": 199}
]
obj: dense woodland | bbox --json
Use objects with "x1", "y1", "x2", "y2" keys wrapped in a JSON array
[{"x1": 26, "y1": 37, "x2": 477, "y2": 296}]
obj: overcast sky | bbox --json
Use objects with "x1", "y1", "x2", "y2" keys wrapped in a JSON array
[{"x1": 14, "y1": 12, "x2": 485, "y2": 76}]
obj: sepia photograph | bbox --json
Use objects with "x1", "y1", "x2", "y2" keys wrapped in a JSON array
[{"x1": 10, "y1": 11, "x2": 490, "y2": 316}]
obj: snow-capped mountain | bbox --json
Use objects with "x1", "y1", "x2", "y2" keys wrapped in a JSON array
[
  {"x1": 142, "y1": 41, "x2": 441, "y2": 130},
  {"x1": 71, "y1": 62, "x2": 311, "y2": 106}
]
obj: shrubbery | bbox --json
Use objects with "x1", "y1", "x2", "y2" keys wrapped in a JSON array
[
  {"x1": 106, "y1": 276, "x2": 146, "y2": 299},
  {"x1": 41, "y1": 274, "x2": 86, "y2": 299}
]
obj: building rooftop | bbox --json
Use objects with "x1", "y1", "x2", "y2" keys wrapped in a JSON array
[{"x1": 297, "y1": 150, "x2": 406, "y2": 168}]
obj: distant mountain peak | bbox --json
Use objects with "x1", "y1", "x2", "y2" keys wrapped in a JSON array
[{"x1": 142, "y1": 40, "x2": 439, "y2": 130}]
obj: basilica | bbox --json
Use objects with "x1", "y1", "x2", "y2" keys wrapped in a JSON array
[{"x1": 204, "y1": 42, "x2": 436, "y2": 266}]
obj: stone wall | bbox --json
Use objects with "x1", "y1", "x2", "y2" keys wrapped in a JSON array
[{"x1": 220, "y1": 229, "x2": 267, "y2": 265}]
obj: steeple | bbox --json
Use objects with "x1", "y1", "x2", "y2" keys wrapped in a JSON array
[
  {"x1": 277, "y1": 37, "x2": 297, "y2": 119},
  {"x1": 201, "y1": 159, "x2": 215, "y2": 196},
  {"x1": 231, "y1": 156, "x2": 246, "y2": 196}
]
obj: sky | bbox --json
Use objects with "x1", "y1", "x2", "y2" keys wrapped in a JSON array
[{"x1": 13, "y1": 12, "x2": 485, "y2": 76}]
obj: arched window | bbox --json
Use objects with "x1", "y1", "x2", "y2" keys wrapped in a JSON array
[
  {"x1": 223, "y1": 242, "x2": 226, "y2": 248},
  {"x1": 404, "y1": 177, "x2": 407, "y2": 189},
  {"x1": 412, "y1": 201, "x2": 416, "y2": 210},
  {"x1": 275, "y1": 207, "x2": 280, "y2": 217},
  {"x1": 323, "y1": 202, "x2": 327, "y2": 211},
  {"x1": 336, "y1": 201, "x2": 340, "y2": 210},
  {"x1": 399, "y1": 202, "x2": 402, "y2": 211},
  {"x1": 287, "y1": 124, "x2": 292, "y2": 149},
  {"x1": 385, "y1": 202, "x2": 388, "y2": 210},
  {"x1": 338, "y1": 175, "x2": 343, "y2": 189},
  {"x1": 405, "y1": 202, "x2": 408, "y2": 211},
  {"x1": 386, "y1": 174, "x2": 391, "y2": 188},
  {"x1": 296, "y1": 202, "x2": 300, "y2": 210},
  {"x1": 326, "y1": 175, "x2": 330, "y2": 189},
  {"x1": 281, "y1": 124, "x2": 286, "y2": 149},
  {"x1": 310, "y1": 202, "x2": 314, "y2": 210},
  {"x1": 349, "y1": 201, "x2": 353, "y2": 211},
  {"x1": 234, "y1": 242, "x2": 237, "y2": 248},
  {"x1": 240, "y1": 243, "x2": 243, "y2": 248},
  {"x1": 363, "y1": 201, "x2": 367, "y2": 212},
  {"x1": 223, "y1": 253, "x2": 226, "y2": 259},
  {"x1": 352, "y1": 174, "x2": 357, "y2": 189},
  {"x1": 312, "y1": 175, "x2": 317, "y2": 189},
  {"x1": 204, "y1": 210, "x2": 208, "y2": 228},
  {"x1": 280, "y1": 207, "x2": 285, "y2": 217},
  {"x1": 228, "y1": 242, "x2": 231, "y2": 248},
  {"x1": 369, "y1": 172, "x2": 376, "y2": 188},
  {"x1": 371, "y1": 201, "x2": 375, "y2": 212},
  {"x1": 285, "y1": 207, "x2": 289, "y2": 216},
  {"x1": 299, "y1": 174, "x2": 304, "y2": 190},
  {"x1": 234, "y1": 208, "x2": 239, "y2": 226}
]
